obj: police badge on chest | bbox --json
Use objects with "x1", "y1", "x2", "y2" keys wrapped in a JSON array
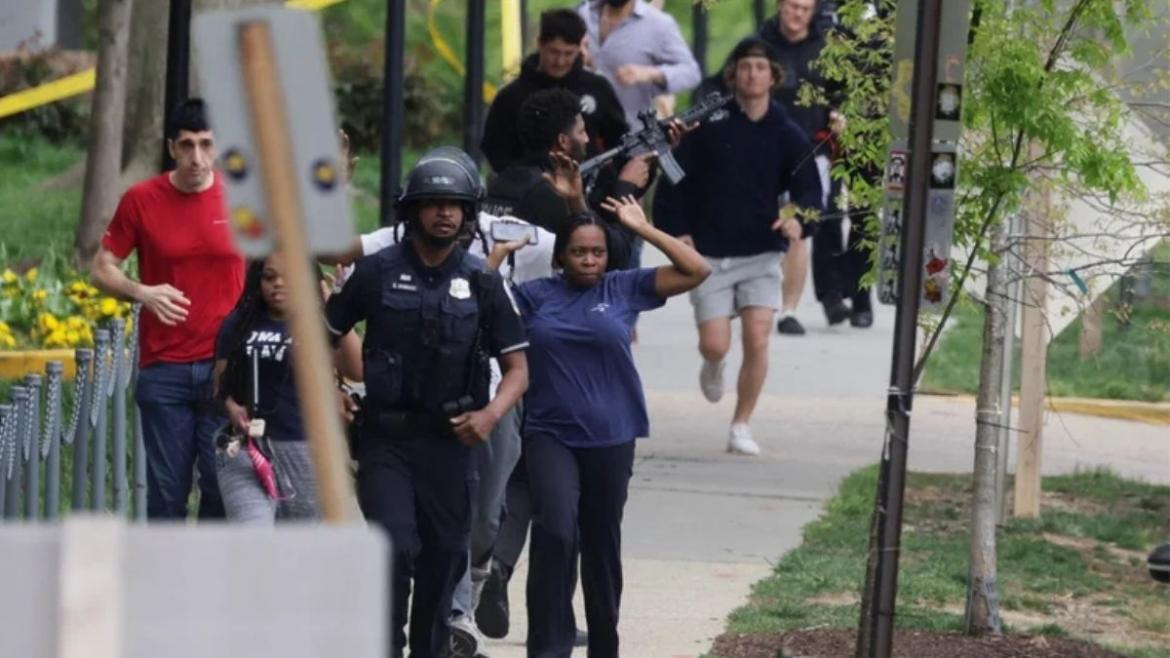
[{"x1": 449, "y1": 277, "x2": 471, "y2": 300}]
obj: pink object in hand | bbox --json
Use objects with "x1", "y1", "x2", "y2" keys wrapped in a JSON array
[{"x1": 246, "y1": 440, "x2": 279, "y2": 500}]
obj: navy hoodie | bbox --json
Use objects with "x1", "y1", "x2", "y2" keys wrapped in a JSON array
[{"x1": 653, "y1": 99, "x2": 824, "y2": 258}]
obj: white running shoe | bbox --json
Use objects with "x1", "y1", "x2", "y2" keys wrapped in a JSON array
[
  {"x1": 449, "y1": 614, "x2": 490, "y2": 658},
  {"x1": 727, "y1": 423, "x2": 761, "y2": 456},
  {"x1": 700, "y1": 360, "x2": 726, "y2": 402}
]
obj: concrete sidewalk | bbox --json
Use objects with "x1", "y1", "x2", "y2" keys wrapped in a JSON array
[{"x1": 483, "y1": 251, "x2": 1170, "y2": 657}]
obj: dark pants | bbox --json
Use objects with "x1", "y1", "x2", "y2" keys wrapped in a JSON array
[
  {"x1": 525, "y1": 434, "x2": 635, "y2": 658},
  {"x1": 135, "y1": 360, "x2": 225, "y2": 520},
  {"x1": 494, "y1": 451, "x2": 532, "y2": 575},
  {"x1": 812, "y1": 179, "x2": 874, "y2": 310},
  {"x1": 813, "y1": 208, "x2": 874, "y2": 309},
  {"x1": 356, "y1": 429, "x2": 472, "y2": 658}
]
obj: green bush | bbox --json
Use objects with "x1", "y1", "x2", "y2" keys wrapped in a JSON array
[
  {"x1": 330, "y1": 40, "x2": 462, "y2": 155},
  {"x1": 0, "y1": 42, "x2": 90, "y2": 146}
]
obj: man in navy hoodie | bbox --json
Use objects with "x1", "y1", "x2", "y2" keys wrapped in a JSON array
[
  {"x1": 654, "y1": 37, "x2": 823, "y2": 456},
  {"x1": 481, "y1": 8, "x2": 628, "y2": 173}
]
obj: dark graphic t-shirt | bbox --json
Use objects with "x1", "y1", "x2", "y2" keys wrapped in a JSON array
[{"x1": 215, "y1": 311, "x2": 304, "y2": 442}]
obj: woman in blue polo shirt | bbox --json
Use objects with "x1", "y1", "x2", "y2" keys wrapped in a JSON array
[{"x1": 511, "y1": 195, "x2": 710, "y2": 658}]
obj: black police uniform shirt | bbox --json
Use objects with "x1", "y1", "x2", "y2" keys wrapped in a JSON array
[
  {"x1": 325, "y1": 243, "x2": 528, "y2": 412},
  {"x1": 215, "y1": 311, "x2": 304, "y2": 442}
]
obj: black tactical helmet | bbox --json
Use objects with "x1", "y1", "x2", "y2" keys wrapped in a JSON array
[{"x1": 395, "y1": 147, "x2": 482, "y2": 208}]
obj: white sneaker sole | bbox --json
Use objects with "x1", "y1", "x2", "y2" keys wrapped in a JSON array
[{"x1": 726, "y1": 440, "x2": 761, "y2": 456}]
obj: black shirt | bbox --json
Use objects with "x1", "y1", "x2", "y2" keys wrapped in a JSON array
[
  {"x1": 215, "y1": 312, "x2": 304, "y2": 442},
  {"x1": 483, "y1": 158, "x2": 638, "y2": 272},
  {"x1": 758, "y1": 18, "x2": 843, "y2": 139},
  {"x1": 653, "y1": 100, "x2": 824, "y2": 258},
  {"x1": 481, "y1": 54, "x2": 628, "y2": 173},
  {"x1": 325, "y1": 242, "x2": 527, "y2": 412}
]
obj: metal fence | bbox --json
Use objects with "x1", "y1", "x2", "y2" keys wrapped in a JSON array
[{"x1": 0, "y1": 306, "x2": 146, "y2": 521}]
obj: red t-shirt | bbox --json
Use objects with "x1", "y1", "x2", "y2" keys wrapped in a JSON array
[{"x1": 102, "y1": 173, "x2": 244, "y2": 368}]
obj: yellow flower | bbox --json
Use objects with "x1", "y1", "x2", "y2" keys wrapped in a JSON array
[
  {"x1": 66, "y1": 316, "x2": 88, "y2": 330},
  {"x1": 66, "y1": 330, "x2": 81, "y2": 346},
  {"x1": 33, "y1": 289, "x2": 48, "y2": 303},
  {"x1": 24, "y1": 268, "x2": 37, "y2": 283},
  {"x1": 99, "y1": 297, "x2": 120, "y2": 317},
  {"x1": 45, "y1": 328, "x2": 67, "y2": 348},
  {"x1": 0, "y1": 320, "x2": 10, "y2": 333},
  {"x1": 0, "y1": 334, "x2": 15, "y2": 348},
  {"x1": 39, "y1": 313, "x2": 60, "y2": 333},
  {"x1": 1, "y1": 269, "x2": 17, "y2": 285}
]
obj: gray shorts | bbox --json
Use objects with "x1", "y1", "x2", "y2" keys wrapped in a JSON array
[{"x1": 689, "y1": 251, "x2": 783, "y2": 325}]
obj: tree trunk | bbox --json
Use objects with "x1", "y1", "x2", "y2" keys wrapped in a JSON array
[
  {"x1": 74, "y1": 0, "x2": 134, "y2": 268},
  {"x1": 119, "y1": 0, "x2": 169, "y2": 184},
  {"x1": 965, "y1": 220, "x2": 1007, "y2": 635},
  {"x1": 1079, "y1": 295, "x2": 1105, "y2": 359}
]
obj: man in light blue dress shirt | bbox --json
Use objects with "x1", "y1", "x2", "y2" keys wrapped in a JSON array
[{"x1": 578, "y1": 0, "x2": 702, "y2": 129}]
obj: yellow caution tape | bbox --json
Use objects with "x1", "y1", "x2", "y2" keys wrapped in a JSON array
[
  {"x1": 285, "y1": 0, "x2": 347, "y2": 9},
  {"x1": 500, "y1": 0, "x2": 523, "y2": 81},
  {"x1": 427, "y1": 0, "x2": 498, "y2": 102},
  {"x1": 0, "y1": 69, "x2": 96, "y2": 120},
  {"x1": 0, "y1": 0, "x2": 347, "y2": 120}
]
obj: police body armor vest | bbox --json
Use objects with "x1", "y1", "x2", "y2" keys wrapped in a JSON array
[{"x1": 361, "y1": 244, "x2": 492, "y2": 415}]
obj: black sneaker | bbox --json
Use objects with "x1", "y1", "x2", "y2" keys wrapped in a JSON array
[
  {"x1": 776, "y1": 315, "x2": 806, "y2": 335},
  {"x1": 824, "y1": 300, "x2": 850, "y2": 326},
  {"x1": 476, "y1": 561, "x2": 510, "y2": 639},
  {"x1": 850, "y1": 292, "x2": 874, "y2": 328}
]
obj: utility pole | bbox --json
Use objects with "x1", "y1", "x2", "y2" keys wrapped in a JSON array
[{"x1": 856, "y1": 0, "x2": 945, "y2": 655}]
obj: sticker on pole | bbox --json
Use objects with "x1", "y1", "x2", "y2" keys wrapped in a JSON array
[
  {"x1": 885, "y1": 150, "x2": 909, "y2": 195},
  {"x1": 921, "y1": 144, "x2": 960, "y2": 313},
  {"x1": 192, "y1": 7, "x2": 354, "y2": 258}
]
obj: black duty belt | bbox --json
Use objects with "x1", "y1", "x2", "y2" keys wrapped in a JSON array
[{"x1": 365, "y1": 406, "x2": 454, "y2": 442}]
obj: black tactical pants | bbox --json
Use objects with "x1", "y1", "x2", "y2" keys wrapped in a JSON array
[{"x1": 356, "y1": 426, "x2": 472, "y2": 658}]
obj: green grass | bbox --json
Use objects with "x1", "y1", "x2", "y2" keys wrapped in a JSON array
[
  {"x1": 921, "y1": 244, "x2": 1170, "y2": 402},
  {"x1": 719, "y1": 465, "x2": 1170, "y2": 657},
  {"x1": 0, "y1": 134, "x2": 84, "y2": 264}
]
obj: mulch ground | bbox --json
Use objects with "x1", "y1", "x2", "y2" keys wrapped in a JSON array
[{"x1": 711, "y1": 628, "x2": 1130, "y2": 658}]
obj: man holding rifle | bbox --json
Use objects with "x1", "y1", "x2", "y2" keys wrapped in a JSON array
[{"x1": 654, "y1": 37, "x2": 824, "y2": 457}]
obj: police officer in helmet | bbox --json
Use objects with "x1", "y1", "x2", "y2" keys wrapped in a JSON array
[{"x1": 326, "y1": 150, "x2": 529, "y2": 658}]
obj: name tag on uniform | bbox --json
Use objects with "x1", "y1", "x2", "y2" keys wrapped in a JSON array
[
  {"x1": 449, "y1": 277, "x2": 471, "y2": 300},
  {"x1": 391, "y1": 282, "x2": 417, "y2": 292}
]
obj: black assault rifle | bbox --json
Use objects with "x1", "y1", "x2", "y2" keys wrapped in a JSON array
[{"x1": 579, "y1": 92, "x2": 733, "y2": 188}]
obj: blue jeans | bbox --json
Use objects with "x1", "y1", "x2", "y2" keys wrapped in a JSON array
[{"x1": 135, "y1": 360, "x2": 225, "y2": 520}]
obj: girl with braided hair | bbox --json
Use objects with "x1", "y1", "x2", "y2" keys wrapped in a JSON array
[{"x1": 212, "y1": 255, "x2": 361, "y2": 522}]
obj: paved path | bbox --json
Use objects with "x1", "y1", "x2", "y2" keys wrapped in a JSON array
[{"x1": 485, "y1": 249, "x2": 1170, "y2": 657}]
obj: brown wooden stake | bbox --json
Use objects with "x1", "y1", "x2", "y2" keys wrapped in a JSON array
[
  {"x1": 238, "y1": 21, "x2": 356, "y2": 523},
  {"x1": 1014, "y1": 206, "x2": 1050, "y2": 519}
]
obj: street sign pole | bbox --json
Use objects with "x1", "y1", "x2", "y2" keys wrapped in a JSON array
[
  {"x1": 162, "y1": 0, "x2": 193, "y2": 172},
  {"x1": 381, "y1": 0, "x2": 406, "y2": 226},
  {"x1": 856, "y1": 0, "x2": 944, "y2": 655},
  {"x1": 236, "y1": 19, "x2": 356, "y2": 523}
]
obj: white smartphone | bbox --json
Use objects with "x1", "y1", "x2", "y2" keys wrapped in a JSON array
[{"x1": 490, "y1": 221, "x2": 539, "y2": 245}]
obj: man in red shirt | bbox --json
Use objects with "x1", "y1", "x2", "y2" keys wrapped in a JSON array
[{"x1": 91, "y1": 98, "x2": 244, "y2": 519}]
